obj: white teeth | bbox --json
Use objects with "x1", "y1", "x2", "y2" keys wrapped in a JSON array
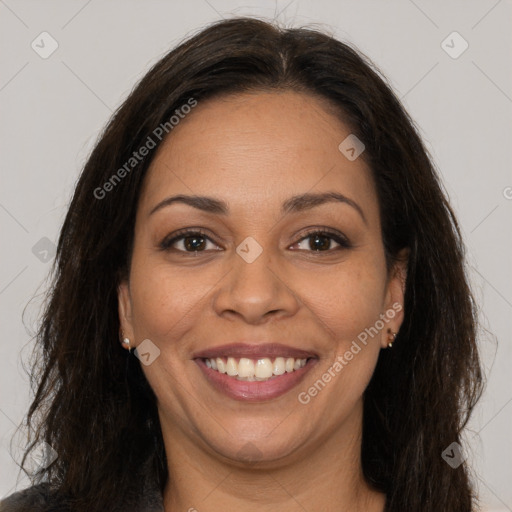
[
  {"x1": 205, "y1": 356, "x2": 308, "y2": 380},
  {"x1": 273, "y1": 357, "x2": 286, "y2": 375},
  {"x1": 226, "y1": 357, "x2": 238, "y2": 376},
  {"x1": 216, "y1": 357, "x2": 226, "y2": 373},
  {"x1": 238, "y1": 358, "x2": 255, "y2": 377},
  {"x1": 254, "y1": 358, "x2": 273, "y2": 379}
]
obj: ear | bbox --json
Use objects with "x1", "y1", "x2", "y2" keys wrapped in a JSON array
[
  {"x1": 380, "y1": 248, "x2": 409, "y2": 349},
  {"x1": 118, "y1": 280, "x2": 135, "y2": 347}
]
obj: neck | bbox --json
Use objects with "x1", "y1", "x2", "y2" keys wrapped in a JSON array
[{"x1": 161, "y1": 400, "x2": 386, "y2": 512}]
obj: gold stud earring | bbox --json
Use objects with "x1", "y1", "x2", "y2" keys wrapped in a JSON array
[
  {"x1": 387, "y1": 330, "x2": 397, "y2": 348},
  {"x1": 120, "y1": 329, "x2": 131, "y2": 351}
]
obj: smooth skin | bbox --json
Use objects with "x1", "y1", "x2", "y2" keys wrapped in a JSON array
[{"x1": 118, "y1": 90, "x2": 407, "y2": 512}]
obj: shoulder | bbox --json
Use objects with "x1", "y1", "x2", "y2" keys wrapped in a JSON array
[
  {"x1": 0, "y1": 484, "x2": 66, "y2": 512},
  {"x1": 0, "y1": 474, "x2": 164, "y2": 512}
]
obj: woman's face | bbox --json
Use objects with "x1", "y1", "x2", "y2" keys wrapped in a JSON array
[{"x1": 118, "y1": 90, "x2": 406, "y2": 465}]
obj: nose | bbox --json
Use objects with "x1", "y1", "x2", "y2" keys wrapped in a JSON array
[{"x1": 212, "y1": 244, "x2": 300, "y2": 325}]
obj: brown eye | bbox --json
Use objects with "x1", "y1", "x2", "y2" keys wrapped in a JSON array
[
  {"x1": 291, "y1": 230, "x2": 351, "y2": 252},
  {"x1": 160, "y1": 230, "x2": 220, "y2": 253},
  {"x1": 307, "y1": 233, "x2": 333, "y2": 251},
  {"x1": 181, "y1": 234, "x2": 207, "y2": 251}
]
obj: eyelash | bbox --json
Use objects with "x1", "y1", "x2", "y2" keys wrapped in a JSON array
[{"x1": 159, "y1": 228, "x2": 352, "y2": 254}]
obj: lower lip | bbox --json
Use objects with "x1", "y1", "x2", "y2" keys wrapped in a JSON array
[{"x1": 195, "y1": 358, "x2": 318, "y2": 402}]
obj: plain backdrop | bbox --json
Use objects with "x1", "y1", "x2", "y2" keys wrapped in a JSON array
[{"x1": 0, "y1": 1, "x2": 511, "y2": 510}]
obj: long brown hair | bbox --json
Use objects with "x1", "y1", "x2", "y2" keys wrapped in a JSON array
[{"x1": 18, "y1": 17, "x2": 483, "y2": 511}]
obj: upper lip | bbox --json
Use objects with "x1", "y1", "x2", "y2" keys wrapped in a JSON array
[{"x1": 192, "y1": 343, "x2": 318, "y2": 360}]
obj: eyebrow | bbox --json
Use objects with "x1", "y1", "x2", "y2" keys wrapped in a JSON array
[{"x1": 149, "y1": 191, "x2": 367, "y2": 224}]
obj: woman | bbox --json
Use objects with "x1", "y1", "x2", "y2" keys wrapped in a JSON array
[{"x1": 1, "y1": 16, "x2": 483, "y2": 512}]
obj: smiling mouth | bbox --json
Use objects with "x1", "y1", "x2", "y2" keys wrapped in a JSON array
[
  {"x1": 201, "y1": 356, "x2": 311, "y2": 381},
  {"x1": 192, "y1": 342, "x2": 319, "y2": 401},
  {"x1": 194, "y1": 355, "x2": 318, "y2": 402}
]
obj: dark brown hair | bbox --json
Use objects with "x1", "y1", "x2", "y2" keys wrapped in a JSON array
[{"x1": 18, "y1": 16, "x2": 483, "y2": 511}]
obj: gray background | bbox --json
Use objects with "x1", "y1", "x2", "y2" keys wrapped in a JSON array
[{"x1": 0, "y1": 0, "x2": 511, "y2": 509}]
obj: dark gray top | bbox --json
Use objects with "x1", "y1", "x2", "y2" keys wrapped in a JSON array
[{"x1": 0, "y1": 481, "x2": 164, "y2": 512}]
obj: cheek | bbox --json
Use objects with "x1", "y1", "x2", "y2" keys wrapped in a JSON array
[
  {"x1": 300, "y1": 253, "x2": 388, "y2": 344},
  {"x1": 128, "y1": 257, "x2": 205, "y2": 344}
]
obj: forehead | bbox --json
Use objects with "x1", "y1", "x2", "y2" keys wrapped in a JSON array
[{"x1": 139, "y1": 90, "x2": 377, "y2": 221}]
